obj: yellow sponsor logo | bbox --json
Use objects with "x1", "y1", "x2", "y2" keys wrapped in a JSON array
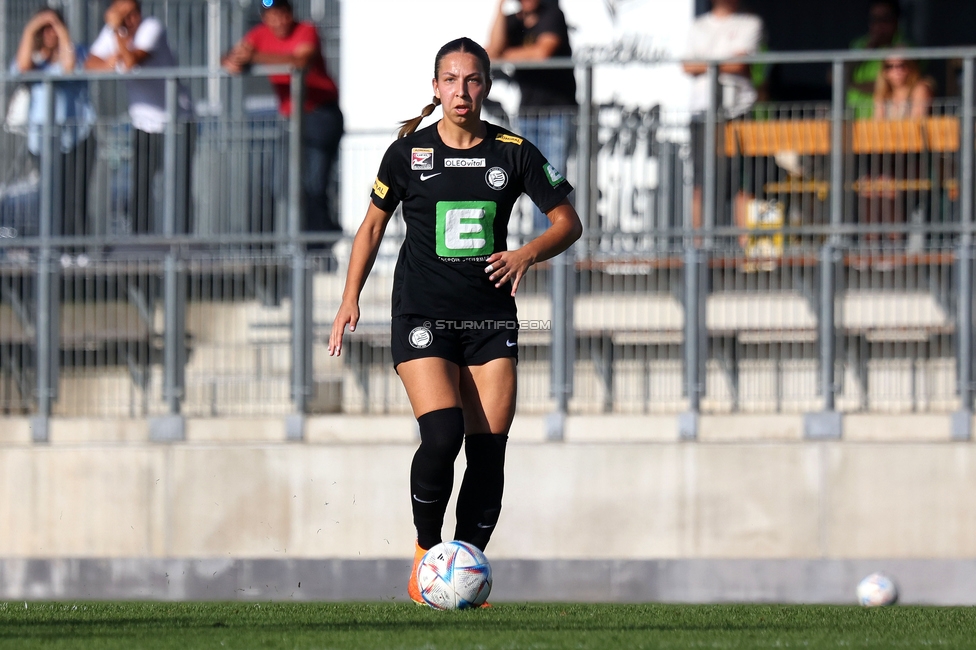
[
  {"x1": 373, "y1": 177, "x2": 389, "y2": 199},
  {"x1": 495, "y1": 134, "x2": 523, "y2": 145}
]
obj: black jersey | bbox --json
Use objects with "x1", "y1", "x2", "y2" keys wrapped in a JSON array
[{"x1": 370, "y1": 121, "x2": 574, "y2": 320}]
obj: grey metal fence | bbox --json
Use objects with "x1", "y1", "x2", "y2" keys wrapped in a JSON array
[{"x1": 3, "y1": 47, "x2": 976, "y2": 442}]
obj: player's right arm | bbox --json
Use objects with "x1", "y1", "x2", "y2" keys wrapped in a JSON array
[{"x1": 328, "y1": 201, "x2": 394, "y2": 357}]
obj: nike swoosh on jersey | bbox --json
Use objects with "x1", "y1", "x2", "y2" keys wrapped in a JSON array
[
  {"x1": 419, "y1": 172, "x2": 442, "y2": 181},
  {"x1": 506, "y1": 340, "x2": 517, "y2": 347}
]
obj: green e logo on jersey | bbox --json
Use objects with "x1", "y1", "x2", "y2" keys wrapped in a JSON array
[{"x1": 436, "y1": 201, "x2": 496, "y2": 257}]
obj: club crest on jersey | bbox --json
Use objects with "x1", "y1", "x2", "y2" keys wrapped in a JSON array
[
  {"x1": 544, "y1": 163, "x2": 566, "y2": 187},
  {"x1": 411, "y1": 148, "x2": 434, "y2": 170},
  {"x1": 444, "y1": 158, "x2": 486, "y2": 168},
  {"x1": 409, "y1": 324, "x2": 433, "y2": 349},
  {"x1": 485, "y1": 167, "x2": 509, "y2": 190}
]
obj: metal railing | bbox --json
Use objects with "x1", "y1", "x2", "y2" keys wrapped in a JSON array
[{"x1": 2, "y1": 46, "x2": 976, "y2": 442}]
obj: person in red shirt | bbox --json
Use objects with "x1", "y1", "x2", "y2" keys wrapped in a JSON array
[{"x1": 222, "y1": 0, "x2": 343, "y2": 255}]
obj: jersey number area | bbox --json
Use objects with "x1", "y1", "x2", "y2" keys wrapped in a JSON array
[{"x1": 436, "y1": 201, "x2": 497, "y2": 259}]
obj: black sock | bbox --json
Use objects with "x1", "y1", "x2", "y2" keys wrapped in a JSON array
[
  {"x1": 411, "y1": 407, "x2": 465, "y2": 550},
  {"x1": 454, "y1": 433, "x2": 508, "y2": 551}
]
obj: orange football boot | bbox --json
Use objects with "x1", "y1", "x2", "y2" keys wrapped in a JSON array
[{"x1": 407, "y1": 542, "x2": 426, "y2": 605}]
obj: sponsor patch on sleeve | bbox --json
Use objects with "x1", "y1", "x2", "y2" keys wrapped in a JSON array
[
  {"x1": 544, "y1": 163, "x2": 566, "y2": 187},
  {"x1": 411, "y1": 148, "x2": 434, "y2": 170},
  {"x1": 495, "y1": 134, "x2": 523, "y2": 145},
  {"x1": 372, "y1": 177, "x2": 389, "y2": 199}
]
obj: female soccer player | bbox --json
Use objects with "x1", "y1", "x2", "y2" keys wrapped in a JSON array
[{"x1": 328, "y1": 37, "x2": 582, "y2": 604}]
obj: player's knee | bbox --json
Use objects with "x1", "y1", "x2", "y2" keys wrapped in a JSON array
[{"x1": 417, "y1": 407, "x2": 465, "y2": 463}]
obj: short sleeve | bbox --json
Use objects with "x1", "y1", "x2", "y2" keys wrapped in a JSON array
[
  {"x1": 242, "y1": 25, "x2": 264, "y2": 48},
  {"x1": 132, "y1": 17, "x2": 164, "y2": 54},
  {"x1": 535, "y1": 7, "x2": 569, "y2": 38},
  {"x1": 293, "y1": 23, "x2": 321, "y2": 48},
  {"x1": 504, "y1": 14, "x2": 523, "y2": 47},
  {"x1": 685, "y1": 18, "x2": 705, "y2": 59},
  {"x1": 89, "y1": 26, "x2": 117, "y2": 59},
  {"x1": 739, "y1": 16, "x2": 763, "y2": 55},
  {"x1": 519, "y1": 141, "x2": 573, "y2": 214},
  {"x1": 369, "y1": 142, "x2": 406, "y2": 212}
]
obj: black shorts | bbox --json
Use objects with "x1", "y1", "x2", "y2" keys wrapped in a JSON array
[{"x1": 391, "y1": 315, "x2": 519, "y2": 370}]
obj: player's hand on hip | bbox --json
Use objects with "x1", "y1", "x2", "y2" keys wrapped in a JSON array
[
  {"x1": 485, "y1": 249, "x2": 533, "y2": 297},
  {"x1": 329, "y1": 301, "x2": 360, "y2": 357}
]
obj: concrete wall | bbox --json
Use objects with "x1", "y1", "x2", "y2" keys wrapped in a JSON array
[
  {"x1": 2, "y1": 413, "x2": 974, "y2": 559},
  {"x1": 1, "y1": 413, "x2": 974, "y2": 601}
]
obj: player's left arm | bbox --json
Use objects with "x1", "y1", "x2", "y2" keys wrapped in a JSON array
[{"x1": 485, "y1": 199, "x2": 582, "y2": 296}]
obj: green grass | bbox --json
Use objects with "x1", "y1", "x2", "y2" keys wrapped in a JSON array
[{"x1": 2, "y1": 601, "x2": 976, "y2": 649}]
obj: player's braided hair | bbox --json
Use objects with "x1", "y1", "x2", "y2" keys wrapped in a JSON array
[{"x1": 397, "y1": 37, "x2": 491, "y2": 139}]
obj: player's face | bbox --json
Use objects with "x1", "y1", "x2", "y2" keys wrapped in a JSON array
[{"x1": 433, "y1": 52, "x2": 490, "y2": 127}]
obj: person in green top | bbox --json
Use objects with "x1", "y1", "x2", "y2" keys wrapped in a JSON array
[{"x1": 848, "y1": 0, "x2": 909, "y2": 119}]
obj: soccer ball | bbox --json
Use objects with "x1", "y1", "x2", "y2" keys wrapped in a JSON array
[
  {"x1": 416, "y1": 540, "x2": 492, "y2": 610},
  {"x1": 856, "y1": 572, "x2": 898, "y2": 606}
]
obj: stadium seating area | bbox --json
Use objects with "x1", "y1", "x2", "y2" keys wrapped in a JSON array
[{"x1": 1, "y1": 0, "x2": 973, "y2": 423}]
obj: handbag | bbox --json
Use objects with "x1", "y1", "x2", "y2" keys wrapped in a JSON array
[{"x1": 4, "y1": 85, "x2": 31, "y2": 135}]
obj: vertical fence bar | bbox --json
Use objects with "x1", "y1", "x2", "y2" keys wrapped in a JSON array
[
  {"x1": 577, "y1": 63, "x2": 593, "y2": 248},
  {"x1": 546, "y1": 63, "x2": 590, "y2": 441},
  {"x1": 152, "y1": 75, "x2": 186, "y2": 441},
  {"x1": 703, "y1": 62, "x2": 718, "y2": 238},
  {"x1": 163, "y1": 77, "x2": 178, "y2": 238},
  {"x1": 954, "y1": 56, "x2": 975, "y2": 439},
  {"x1": 680, "y1": 246, "x2": 701, "y2": 439},
  {"x1": 806, "y1": 58, "x2": 846, "y2": 439},
  {"x1": 162, "y1": 76, "x2": 184, "y2": 414},
  {"x1": 820, "y1": 243, "x2": 836, "y2": 411},
  {"x1": 33, "y1": 79, "x2": 58, "y2": 440},
  {"x1": 288, "y1": 69, "x2": 310, "y2": 438},
  {"x1": 207, "y1": 0, "x2": 221, "y2": 112},
  {"x1": 0, "y1": 0, "x2": 7, "y2": 75},
  {"x1": 549, "y1": 248, "x2": 570, "y2": 441},
  {"x1": 830, "y1": 59, "x2": 845, "y2": 238}
]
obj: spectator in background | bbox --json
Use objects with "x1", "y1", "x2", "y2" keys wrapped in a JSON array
[
  {"x1": 85, "y1": 0, "x2": 194, "y2": 236},
  {"x1": 682, "y1": 0, "x2": 764, "y2": 232},
  {"x1": 847, "y1": 0, "x2": 909, "y2": 119},
  {"x1": 873, "y1": 55, "x2": 933, "y2": 119},
  {"x1": 222, "y1": 0, "x2": 344, "y2": 255},
  {"x1": 857, "y1": 55, "x2": 933, "y2": 248},
  {"x1": 12, "y1": 7, "x2": 96, "y2": 250},
  {"x1": 487, "y1": 0, "x2": 576, "y2": 234}
]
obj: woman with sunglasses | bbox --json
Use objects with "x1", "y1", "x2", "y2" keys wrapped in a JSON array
[{"x1": 873, "y1": 56, "x2": 933, "y2": 119}]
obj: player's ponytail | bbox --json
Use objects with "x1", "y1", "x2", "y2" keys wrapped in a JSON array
[
  {"x1": 397, "y1": 96, "x2": 441, "y2": 139},
  {"x1": 396, "y1": 37, "x2": 491, "y2": 140}
]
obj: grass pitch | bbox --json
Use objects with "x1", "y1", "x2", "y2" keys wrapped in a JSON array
[{"x1": 2, "y1": 601, "x2": 976, "y2": 649}]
